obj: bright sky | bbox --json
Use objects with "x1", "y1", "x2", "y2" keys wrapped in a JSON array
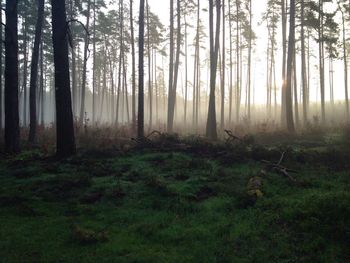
[{"x1": 144, "y1": 0, "x2": 346, "y2": 105}]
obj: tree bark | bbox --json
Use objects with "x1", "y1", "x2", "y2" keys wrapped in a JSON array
[
  {"x1": 286, "y1": 0, "x2": 295, "y2": 133},
  {"x1": 206, "y1": 0, "x2": 221, "y2": 140},
  {"x1": 51, "y1": 0, "x2": 76, "y2": 157},
  {"x1": 5, "y1": 0, "x2": 20, "y2": 154},
  {"x1": 130, "y1": 0, "x2": 137, "y2": 131},
  {"x1": 29, "y1": 0, "x2": 45, "y2": 143},
  {"x1": 138, "y1": 0, "x2": 145, "y2": 138},
  {"x1": 79, "y1": 0, "x2": 91, "y2": 125}
]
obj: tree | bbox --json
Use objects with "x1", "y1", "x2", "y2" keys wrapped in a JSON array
[
  {"x1": 5, "y1": 0, "x2": 20, "y2": 154},
  {"x1": 130, "y1": 0, "x2": 136, "y2": 131},
  {"x1": 29, "y1": 0, "x2": 45, "y2": 143},
  {"x1": 338, "y1": 0, "x2": 349, "y2": 120},
  {"x1": 206, "y1": 0, "x2": 221, "y2": 140},
  {"x1": 51, "y1": 0, "x2": 76, "y2": 157},
  {"x1": 79, "y1": 0, "x2": 92, "y2": 125},
  {"x1": 286, "y1": 0, "x2": 295, "y2": 133},
  {"x1": 301, "y1": 0, "x2": 308, "y2": 124},
  {"x1": 0, "y1": 1, "x2": 2, "y2": 131},
  {"x1": 138, "y1": 0, "x2": 145, "y2": 138}
]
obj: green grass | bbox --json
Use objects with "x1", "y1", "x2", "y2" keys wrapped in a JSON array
[{"x1": 0, "y1": 140, "x2": 350, "y2": 263}]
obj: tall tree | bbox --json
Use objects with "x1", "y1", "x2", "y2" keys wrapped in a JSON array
[
  {"x1": 79, "y1": 0, "x2": 92, "y2": 125},
  {"x1": 206, "y1": 0, "x2": 221, "y2": 140},
  {"x1": 29, "y1": 0, "x2": 45, "y2": 143},
  {"x1": 138, "y1": 0, "x2": 145, "y2": 138},
  {"x1": 0, "y1": 1, "x2": 2, "y2": 131},
  {"x1": 167, "y1": 0, "x2": 174, "y2": 132},
  {"x1": 167, "y1": 0, "x2": 181, "y2": 132},
  {"x1": 286, "y1": 0, "x2": 295, "y2": 133},
  {"x1": 130, "y1": 0, "x2": 136, "y2": 131},
  {"x1": 51, "y1": 0, "x2": 76, "y2": 157},
  {"x1": 5, "y1": 0, "x2": 20, "y2": 154},
  {"x1": 300, "y1": 0, "x2": 308, "y2": 124},
  {"x1": 338, "y1": 0, "x2": 349, "y2": 120}
]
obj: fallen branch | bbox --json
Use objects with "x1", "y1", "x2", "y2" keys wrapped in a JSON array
[
  {"x1": 261, "y1": 151, "x2": 298, "y2": 182},
  {"x1": 224, "y1": 130, "x2": 243, "y2": 143}
]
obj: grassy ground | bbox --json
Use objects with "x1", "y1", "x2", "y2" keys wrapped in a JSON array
[{"x1": 0, "y1": 133, "x2": 350, "y2": 263}]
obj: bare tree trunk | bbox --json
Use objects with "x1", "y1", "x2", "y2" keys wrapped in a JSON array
[
  {"x1": 138, "y1": 0, "x2": 145, "y2": 138},
  {"x1": 167, "y1": 0, "x2": 174, "y2": 132},
  {"x1": 220, "y1": 0, "x2": 225, "y2": 130},
  {"x1": 168, "y1": 0, "x2": 181, "y2": 132},
  {"x1": 281, "y1": 0, "x2": 287, "y2": 126},
  {"x1": 130, "y1": 0, "x2": 137, "y2": 131},
  {"x1": 286, "y1": 0, "x2": 295, "y2": 133},
  {"x1": 0, "y1": 2, "x2": 2, "y2": 131},
  {"x1": 206, "y1": 0, "x2": 221, "y2": 140},
  {"x1": 79, "y1": 0, "x2": 91, "y2": 125},
  {"x1": 247, "y1": 0, "x2": 252, "y2": 121},
  {"x1": 340, "y1": 4, "x2": 349, "y2": 120},
  {"x1": 146, "y1": 0, "x2": 152, "y2": 129},
  {"x1": 69, "y1": 0, "x2": 77, "y2": 117},
  {"x1": 318, "y1": 0, "x2": 326, "y2": 124},
  {"x1": 228, "y1": 0, "x2": 233, "y2": 125},
  {"x1": 184, "y1": 14, "x2": 188, "y2": 124},
  {"x1": 300, "y1": 0, "x2": 308, "y2": 124},
  {"x1": 29, "y1": 0, "x2": 45, "y2": 143},
  {"x1": 40, "y1": 43, "x2": 45, "y2": 126},
  {"x1": 235, "y1": 0, "x2": 240, "y2": 122},
  {"x1": 51, "y1": 0, "x2": 76, "y2": 157},
  {"x1": 22, "y1": 19, "x2": 29, "y2": 127},
  {"x1": 5, "y1": 0, "x2": 20, "y2": 154},
  {"x1": 92, "y1": 0, "x2": 96, "y2": 124}
]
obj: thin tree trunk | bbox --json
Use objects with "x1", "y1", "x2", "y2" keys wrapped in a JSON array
[
  {"x1": 220, "y1": 0, "x2": 225, "y2": 130},
  {"x1": 22, "y1": 19, "x2": 29, "y2": 127},
  {"x1": 340, "y1": 3, "x2": 349, "y2": 120},
  {"x1": 29, "y1": 0, "x2": 45, "y2": 143},
  {"x1": 138, "y1": 0, "x2": 145, "y2": 138},
  {"x1": 167, "y1": 0, "x2": 174, "y2": 131},
  {"x1": 318, "y1": 0, "x2": 325, "y2": 123},
  {"x1": 0, "y1": 1, "x2": 2, "y2": 131},
  {"x1": 281, "y1": 0, "x2": 287, "y2": 126},
  {"x1": 286, "y1": 0, "x2": 295, "y2": 133},
  {"x1": 79, "y1": 0, "x2": 91, "y2": 125},
  {"x1": 130, "y1": 0, "x2": 136, "y2": 131},
  {"x1": 92, "y1": 0, "x2": 96, "y2": 124},
  {"x1": 206, "y1": 0, "x2": 221, "y2": 140}
]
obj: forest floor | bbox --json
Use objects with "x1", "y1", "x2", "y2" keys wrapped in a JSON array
[{"x1": 0, "y1": 131, "x2": 350, "y2": 263}]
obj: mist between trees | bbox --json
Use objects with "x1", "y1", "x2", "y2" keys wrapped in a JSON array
[{"x1": 2, "y1": 0, "x2": 350, "y2": 155}]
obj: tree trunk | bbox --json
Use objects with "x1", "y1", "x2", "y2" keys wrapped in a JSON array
[
  {"x1": 92, "y1": 0, "x2": 96, "y2": 124},
  {"x1": 340, "y1": 4, "x2": 349, "y2": 120},
  {"x1": 220, "y1": 0, "x2": 225, "y2": 130},
  {"x1": 22, "y1": 19, "x2": 29, "y2": 127},
  {"x1": 146, "y1": 0, "x2": 152, "y2": 129},
  {"x1": 206, "y1": 0, "x2": 221, "y2": 140},
  {"x1": 5, "y1": 0, "x2": 20, "y2": 154},
  {"x1": 29, "y1": 0, "x2": 45, "y2": 143},
  {"x1": 51, "y1": 0, "x2": 76, "y2": 157},
  {"x1": 0, "y1": 1, "x2": 2, "y2": 131},
  {"x1": 285, "y1": 0, "x2": 295, "y2": 133},
  {"x1": 69, "y1": 0, "x2": 77, "y2": 117},
  {"x1": 318, "y1": 0, "x2": 325, "y2": 124},
  {"x1": 247, "y1": 0, "x2": 252, "y2": 121},
  {"x1": 130, "y1": 0, "x2": 136, "y2": 131},
  {"x1": 138, "y1": 0, "x2": 145, "y2": 138},
  {"x1": 79, "y1": 0, "x2": 91, "y2": 125},
  {"x1": 167, "y1": 0, "x2": 174, "y2": 132},
  {"x1": 300, "y1": 0, "x2": 308, "y2": 124},
  {"x1": 281, "y1": 0, "x2": 287, "y2": 126}
]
